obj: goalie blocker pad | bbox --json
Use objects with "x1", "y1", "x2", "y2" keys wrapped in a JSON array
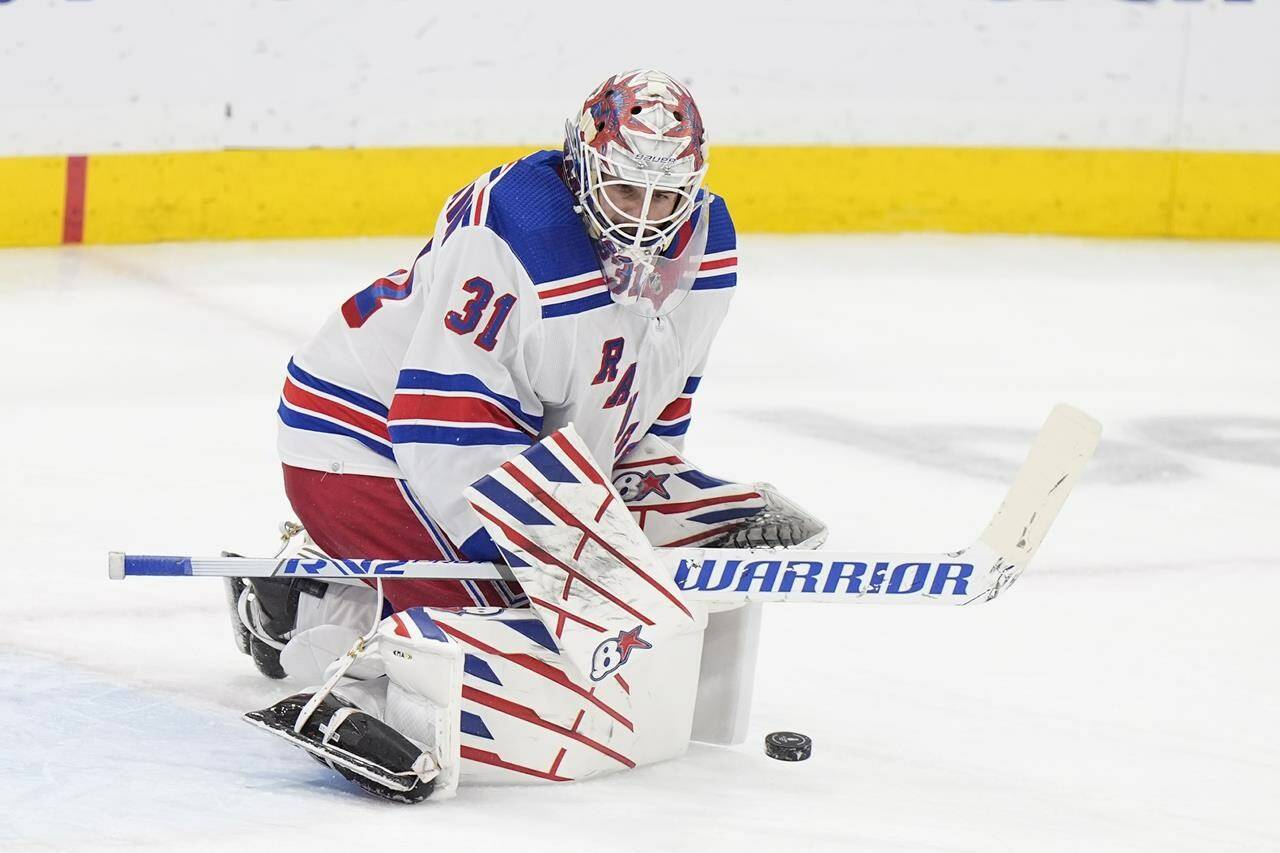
[{"x1": 607, "y1": 434, "x2": 824, "y2": 745}]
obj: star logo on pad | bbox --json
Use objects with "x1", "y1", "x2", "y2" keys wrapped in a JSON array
[
  {"x1": 590, "y1": 625, "x2": 654, "y2": 681},
  {"x1": 616, "y1": 625, "x2": 652, "y2": 661},
  {"x1": 637, "y1": 470, "x2": 670, "y2": 500}
]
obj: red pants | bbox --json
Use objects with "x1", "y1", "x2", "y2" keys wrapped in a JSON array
[{"x1": 282, "y1": 464, "x2": 518, "y2": 612}]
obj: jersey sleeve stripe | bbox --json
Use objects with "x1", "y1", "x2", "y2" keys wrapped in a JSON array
[
  {"x1": 541, "y1": 290, "x2": 614, "y2": 318},
  {"x1": 647, "y1": 420, "x2": 691, "y2": 437},
  {"x1": 395, "y1": 370, "x2": 543, "y2": 433},
  {"x1": 282, "y1": 377, "x2": 390, "y2": 440},
  {"x1": 277, "y1": 400, "x2": 395, "y2": 460},
  {"x1": 287, "y1": 359, "x2": 389, "y2": 418},
  {"x1": 538, "y1": 275, "x2": 606, "y2": 300},
  {"x1": 691, "y1": 272, "x2": 736, "y2": 291},
  {"x1": 388, "y1": 394, "x2": 536, "y2": 437},
  {"x1": 698, "y1": 255, "x2": 737, "y2": 271},
  {"x1": 388, "y1": 424, "x2": 534, "y2": 447},
  {"x1": 655, "y1": 396, "x2": 692, "y2": 422}
]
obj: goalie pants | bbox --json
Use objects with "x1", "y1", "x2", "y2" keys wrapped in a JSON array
[{"x1": 281, "y1": 464, "x2": 522, "y2": 611}]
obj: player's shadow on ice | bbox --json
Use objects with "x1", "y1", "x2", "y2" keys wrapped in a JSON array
[{"x1": 738, "y1": 409, "x2": 1207, "y2": 485}]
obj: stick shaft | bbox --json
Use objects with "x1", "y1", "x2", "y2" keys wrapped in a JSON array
[
  {"x1": 109, "y1": 548, "x2": 998, "y2": 605},
  {"x1": 107, "y1": 404, "x2": 1100, "y2": 606}
]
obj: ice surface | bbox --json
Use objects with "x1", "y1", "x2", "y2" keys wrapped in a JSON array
[{"x1": 1, "y1": 234, "x2": 1278, "y2": 851}]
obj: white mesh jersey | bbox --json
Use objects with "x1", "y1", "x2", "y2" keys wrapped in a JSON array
[{"x1": 277, "y1": 150, "x2": 738, "y2": 561}]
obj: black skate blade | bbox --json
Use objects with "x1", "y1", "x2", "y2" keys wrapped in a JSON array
[{"x1": 243, "y1": 710, "x2": 437, "y2": 794}]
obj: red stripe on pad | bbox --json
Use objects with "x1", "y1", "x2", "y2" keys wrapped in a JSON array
[
  {"x1": 631, "y1": 491, "x2": 761, "y2": 516},
  {"x1": 592, "y1": 492, "x2": 613, "y2": 523},
  {"x1": 550, "y1": 431, "x2": 608, "y2": 486},
  {"x1": 463, "y1": 685, "x2": 635, "y2": 768},
  {"x1": 699, "y1": 256, "x2": 736, "y2": 271},
  {"x1": 462, "y1": 746, "x2": 571, "y2": 782},
  {"x1": 501, "y1": 462, "x2": 693, "y2": 620},
  {"x1": 613, "y1": 455, "x2": 683, "y2": 471},
  {"x1": 471, "y1": 504, "x2": 652, "y2": 626},
  {"x1": 660, "y1": 521, "x2": 745, "y2": 548},
  {"x1": 439, "y1": 617, "x2": 632, "y2": 731},
  {"x1": 528, "y1": 596, "x2": 607, "y2": 633}
]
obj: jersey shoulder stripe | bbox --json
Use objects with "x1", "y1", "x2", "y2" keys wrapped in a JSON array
[
  {"x1": 482, "y1": 150, "x2": 609, "y2": 318},
  {"x1": 535, "y1": 269, "x2": 612, "y2": 319},
  {"x1": 692, "y1": 196, "x2": 737, "y2": 292}
]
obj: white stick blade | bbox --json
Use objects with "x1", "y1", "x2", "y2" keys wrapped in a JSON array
[{"x1": 978, "y1": 404, "x2": 1102, "y2": 568}]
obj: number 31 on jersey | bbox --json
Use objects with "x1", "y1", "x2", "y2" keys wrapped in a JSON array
[{"x1": 444, "y1": 276, "x2": 516, "y2": 352}]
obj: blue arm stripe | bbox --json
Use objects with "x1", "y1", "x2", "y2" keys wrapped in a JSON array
[
  {"x1": 395, "y1": 370, "x2": 542, "y2": 432},
  {"x1": 692, "y1": 272, "x2": 736, "y2": 291},
  {"x1": 648, "y1": 420, "x2": 691, "y2": 437},
  {"x1": 287, "y1": 359, "x2": 389, "y2": 417},
  {"x1": 389, "y1": 424, "x2": 534, "y2": 447},
  {"x1": 278, "y1": 401, "x2": 396, "y2": 460}
]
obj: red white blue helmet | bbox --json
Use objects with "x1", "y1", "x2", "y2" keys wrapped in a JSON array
[{"x1": 563, "y1": 69, "x2": 708, "y2": 262}]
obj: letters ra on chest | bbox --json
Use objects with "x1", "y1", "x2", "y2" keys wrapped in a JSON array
[{"x1": 582, "y1": 332, "x2": 686, "y2": 460}]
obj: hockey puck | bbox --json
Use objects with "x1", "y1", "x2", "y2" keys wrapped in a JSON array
[{"x1": 764, "y1": 731, "x2": 812, "y2": 762}]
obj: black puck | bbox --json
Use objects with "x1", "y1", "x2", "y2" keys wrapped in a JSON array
[{"x1": 765, "y1": 731, "x2": 812, "y2": 761}]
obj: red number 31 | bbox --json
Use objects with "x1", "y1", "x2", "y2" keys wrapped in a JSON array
[{"x1": 444, "y1": 276, "x2": 517, "y2": 352}]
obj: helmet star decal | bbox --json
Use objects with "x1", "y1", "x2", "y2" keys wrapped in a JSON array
[
  {"x1": 583, "y1": 73, "x2": 659, "y2": 156},
  {"x1": 662, "y1": 88, "x2": 706, "y2": 171}
]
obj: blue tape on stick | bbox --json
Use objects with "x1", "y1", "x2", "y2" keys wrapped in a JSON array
[{"x1": 125, "y1": 556, "x2": 193, "y2": 576}]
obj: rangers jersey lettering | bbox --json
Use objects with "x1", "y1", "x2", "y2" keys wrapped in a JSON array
[{"x1": 277, "y1": 150, "x2": 738, "y2": 561}]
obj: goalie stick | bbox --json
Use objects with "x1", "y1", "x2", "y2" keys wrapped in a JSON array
[{"x1": 107, "y1": 405, "x2": 1100, "y2": 606}]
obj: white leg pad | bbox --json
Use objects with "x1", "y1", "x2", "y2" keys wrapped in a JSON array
[
  {"x1": 690, "y1": 602, "x2": 762, "y2": 746},
  {"x1": 377, "y1": 615, "x2": 464, "y2": 799}
]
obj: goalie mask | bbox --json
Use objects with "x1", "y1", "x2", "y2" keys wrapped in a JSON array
[{"x1": 564, "y1": 69, "x2": 710, "y2": 317}]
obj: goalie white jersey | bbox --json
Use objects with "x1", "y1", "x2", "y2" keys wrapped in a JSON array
[{"x1": 277, "y1": 150, "x2": 738, "y2": 562}]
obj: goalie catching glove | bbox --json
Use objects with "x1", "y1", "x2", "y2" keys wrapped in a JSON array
[{"x1": 611, "y1": 435, "x2": 827, "y2": 550}]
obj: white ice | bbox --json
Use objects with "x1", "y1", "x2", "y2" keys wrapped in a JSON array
[{"x1": 1, "y1": 234, "x2": 1278, "y2": 851}]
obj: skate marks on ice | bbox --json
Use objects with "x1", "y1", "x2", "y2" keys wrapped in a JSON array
[
  {"x1": 742, "y1": 409, "x2": 1280, "y2": 484},
  {"x1": 0, "y1": 651, "x2": 357, "y2": 847}
]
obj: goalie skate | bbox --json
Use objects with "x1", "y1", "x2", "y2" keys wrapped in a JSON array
[
  {"x1": 244, "y1": 691, "x2": 438, "y2": 804},
  {"x1": 225, "y1": 522, "x2": 330, "y2": 678}
]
